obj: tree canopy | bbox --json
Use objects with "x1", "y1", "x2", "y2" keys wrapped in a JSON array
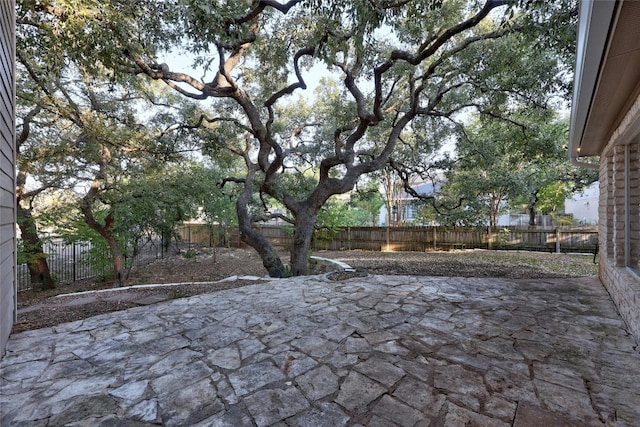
[
  {"x1": 16, "y1": 1, "x2": 244, "y2": 285},
  {"x1": 430, "y1": 111, "x2": 592, "y2": 227},
  {"x1": 18, "y1": 0, "x2": 579, "y2": 276}
]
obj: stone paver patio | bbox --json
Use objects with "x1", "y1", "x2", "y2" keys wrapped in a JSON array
[{"x1": 1, "y1": 274, "x2": 639, "y2": 426}]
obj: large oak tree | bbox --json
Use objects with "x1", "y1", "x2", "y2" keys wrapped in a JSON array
[{"x1": 22, "y1": 0, "x2": 576, "y2": 276}]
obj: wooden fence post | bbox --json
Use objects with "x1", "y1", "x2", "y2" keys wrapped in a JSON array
[
  {"x1": 386, "y1": 224, "x2": 390, "y2": 251},
  {"x1": 433, "y1": 226, "x2": 437, "y2": 250},
  {"x1": 556, "y1": 228, "x2": 561, "y2": 253}
]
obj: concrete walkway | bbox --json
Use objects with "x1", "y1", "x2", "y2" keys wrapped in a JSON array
[{"x1": 1, "y1": 274, "x2": 639, "y2": 426}]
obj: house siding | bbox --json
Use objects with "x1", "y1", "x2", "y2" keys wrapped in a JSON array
[{"x1": 0, "y1": 0, "x2": 16, "y2": 355}]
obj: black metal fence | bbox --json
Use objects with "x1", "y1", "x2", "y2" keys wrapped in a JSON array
[{"x1": 17, "y1": 238, "x2": 168, "y2": 292}]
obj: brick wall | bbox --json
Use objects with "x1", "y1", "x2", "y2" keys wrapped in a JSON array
[
  {"x1": 598, "y1": 100, "x2": 640, "y2": 345},
  {"x1": 629, "y1": 144, "x2": 640, "y2": 265},
  {"x1": 600, "y1": 258, "x2": 640, "y2": 342}
]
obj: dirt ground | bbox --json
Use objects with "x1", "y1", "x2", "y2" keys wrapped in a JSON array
[{"x1": 14, "y1": 246, "x2": 598, "y2": 332}]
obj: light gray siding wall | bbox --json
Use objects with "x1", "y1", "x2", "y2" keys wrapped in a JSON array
[{"x1": 0, "y1": 0, "x2": 16, "y2": 355}]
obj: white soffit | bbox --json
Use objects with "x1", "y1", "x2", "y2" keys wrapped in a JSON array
[
  {"x1": 569, "y1": 0, "x2": 616, "y2": 164},
  {"x1": 570, "y1": 0, "x2": 640, "y2": 163}
]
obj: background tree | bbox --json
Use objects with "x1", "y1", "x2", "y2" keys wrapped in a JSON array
[
  {"x1": 534, "y1": 182, "x2": 573, "y2": 221},
  {"x1": 17, "y1": 0, "x2": 227, "y2": 285},
  {"x1": 380, "y1": 167, "x2": 414, "y2": 226},
  {"x1": 24, "y1": 0, "x2": 578, "y2": 276},
  {"x1": 14, "y1": 7, "x2": 76, "y2": 290},
  {"x1": 517, "y1": 117, "x2": 598, "y2": 226},
  {"x1": 317, "y1": 180, "x2": 384, "y2": 229},
  {"x1": 111, "y1": 162, "x2": 240, "y2": 257},
  {"x1": 15, "y1": 103, "x2": 57, "y2": 290},
  {"x1": 440, "y1": 114, "x2": 537, "y2": 227},
  {"x1": 438, "y1": 110, "x2": 597, "y2": 227},
  {"x1": 348, "y1": 180, "x2": 385, "y2": 227}
]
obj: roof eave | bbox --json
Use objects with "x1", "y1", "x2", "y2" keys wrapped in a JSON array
[{"x1": 568, "y1": 0, "x2": 618, "y2": 168}]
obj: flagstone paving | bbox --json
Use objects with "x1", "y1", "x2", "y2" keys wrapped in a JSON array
[{"x1": 1, "y1": 274, "x2": 639, "y2": 426}]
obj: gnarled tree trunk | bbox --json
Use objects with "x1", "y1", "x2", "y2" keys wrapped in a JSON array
[
  {"x1": 103, "y1": 231, "x2": 125, "y2": 287},
  {"x1": 289, "y1": 210, "x2": 318, "y2": 276},
  {"x1": 528, "y1": 190, "x2": 540, "y2": 226},
  {"x1": 16, "y1": 203, "x2": 54, "y2": 291},
  {"x1": 86, "y1": 215, "x2": 126, "y2": 287},
  {"x1": 79, "y1": 144, "x2": 126, "y2": 287},
  {"x1": 235, "y1": 165, "x2": 287, "y2": 278},
  {"x1": 80, "y1": 208, "x2": 126, "y2": 287},
  {"x1": 15, "y1": 106, "x2": 54, "y2": 290}
]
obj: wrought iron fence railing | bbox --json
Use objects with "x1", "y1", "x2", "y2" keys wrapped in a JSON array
[{"x1": 17, "y1": 238, "x2": 167, "y2": 292}]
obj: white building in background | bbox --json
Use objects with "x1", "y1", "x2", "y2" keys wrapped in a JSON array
[
  {"x1": 564, "y1": 181, "x2": 599, "y2": 225},
  {"x1": 378, "y1": 182, "x2": 440, "y2": 226},
  {"x1": 379, "y1": 179, "x2": 594, "y2": 227}
]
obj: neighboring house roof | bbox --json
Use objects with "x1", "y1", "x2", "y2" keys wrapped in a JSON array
[{"x1": 569, "y1": 0, "x2": 640, "y2": 166}]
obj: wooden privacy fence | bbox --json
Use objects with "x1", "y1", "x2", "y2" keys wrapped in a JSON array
[{"x1": 177, "y1": 224, "x2": 599, "y2": 254}]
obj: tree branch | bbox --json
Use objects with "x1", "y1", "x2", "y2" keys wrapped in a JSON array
[
  {"x1": 250, "y1": 212, "x2": 295, "y2": 225},
  {"x1": 17, "y1": 105, "x2": 42, "y2": 149},
  {"x1": 230, "y1": 0, "x2": 303, "y2": 26}
]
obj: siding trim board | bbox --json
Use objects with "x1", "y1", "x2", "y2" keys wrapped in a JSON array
[{"x1": 0, "y1": 0, "x2": 16, "y2": 356}]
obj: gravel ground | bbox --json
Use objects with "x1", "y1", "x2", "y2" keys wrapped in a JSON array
[
  {"x1": 14, "y1": 247, "x2": 597, "y2": 332},
  {"x1": 14, "y1": 247, "x2": 271, "y2": 333},
  {"x1": 320, "y1": 249, "x2": 598, "y2": 278}
]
